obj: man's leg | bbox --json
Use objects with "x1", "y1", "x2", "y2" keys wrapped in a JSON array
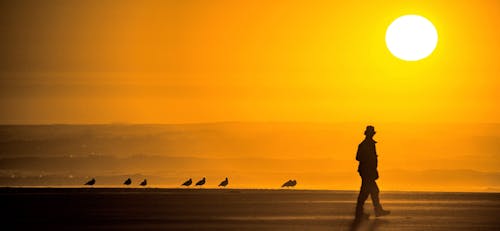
[
  {"x1": 370, "y1": 180, "x2": 381, "y2": 208},
  {"x1": 355, "y1": 178, "x2": 370, "y2": 218},
  {"x1": 370, "y1": 180, "x2": 390, "y2": 217}
]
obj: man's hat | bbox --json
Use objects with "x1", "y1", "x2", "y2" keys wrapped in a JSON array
[{"x1": 364, "y1": 125, "x2": 376, "y2": 136}]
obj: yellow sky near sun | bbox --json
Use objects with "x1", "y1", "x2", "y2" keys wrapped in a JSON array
[{"x1": 0, "y1": 0, "x2": 499, "y2": 124}]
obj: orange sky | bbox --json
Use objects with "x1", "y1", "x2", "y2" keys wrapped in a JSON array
[{"x1": 0, "y1": 0, "x2": 499, "y2": 124}]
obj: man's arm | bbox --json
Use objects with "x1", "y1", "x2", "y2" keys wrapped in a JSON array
[{"x1": 356, "y1": 144, "x2": 363, "y2": 161}]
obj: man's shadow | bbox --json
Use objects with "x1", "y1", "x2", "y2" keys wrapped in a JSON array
[{"x1": 349, "y1": 218, "x2": 390, "y2": 231}]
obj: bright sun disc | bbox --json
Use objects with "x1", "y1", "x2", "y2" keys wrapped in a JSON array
[{"x1": 385, "y1": 15, "x2": 438, "y2": 61}]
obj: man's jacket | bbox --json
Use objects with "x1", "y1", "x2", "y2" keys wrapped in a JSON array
[{"x1": 356, "y1": 138, "x2": 379, "y2": 180}]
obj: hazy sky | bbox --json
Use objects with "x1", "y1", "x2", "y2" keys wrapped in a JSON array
[{"x1": 0, "y1": 0, "x2": 499, "y2": 124}]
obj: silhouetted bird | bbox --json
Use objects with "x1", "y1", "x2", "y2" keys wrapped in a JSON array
[
  {"x1": 123, "y1": 178, "x2": 132, "y2": 185},
  {"x1": 84, "y1": 178, "x2": 96, "y2": 186},
  {"x1": 281, "y1": 180, "x2": 292, "y2": 187},
  {"x1": 218, "y1": 177, "x2": 229, "y2": 187},
  {"x1": 140, "y1": 179, "x2": 147, "y2": 187},
  {"x1": 182, "y1": 178, "x2": 192, "y2": 186},
  {"x1": 281, "y1": 179, "x2": 297, "y2": 187},
  {"x1": 195, "y1": 177, "x2": 206, "y2": 186}
]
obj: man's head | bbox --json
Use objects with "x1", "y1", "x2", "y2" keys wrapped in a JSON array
[{"x1": 364, "y1": 125, "x2": 376, "y2": 138}]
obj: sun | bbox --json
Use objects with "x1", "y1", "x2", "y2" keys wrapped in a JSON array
[{"x1": 385, "y1": 15, "x2": 438, "y2": 61}]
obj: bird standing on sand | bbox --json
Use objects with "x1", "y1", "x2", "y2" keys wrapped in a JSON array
[
  {"x1": 218, "y1": 177, "x2": 229, "y2": 187},
  {"x1": 195, "y1": 177, "x2": 206, "y2": 186},
  {"x1": 140, "y1": 179, "x2": 147, "y2": 187},
  {"x1": 281, "y1": 179, "x2": 297, "y2": 188},
  {"x1": 85, "y1": 178, "x2": 96, "y2": 186},
  {"x1": 123, "y1": 178, "x2": 132, "y2": 185},
  {"x1": 182, "y1": 178, "x2": 192, "y2": 186}
]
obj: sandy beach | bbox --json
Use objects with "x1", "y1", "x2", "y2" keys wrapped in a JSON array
[{"x1": 1, "y1": 188, "x2": 499, "y2": 230}]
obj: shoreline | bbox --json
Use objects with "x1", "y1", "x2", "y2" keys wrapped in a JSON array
[{"x1": 1, "y1": 187, "x2": 499, "y2": 194}]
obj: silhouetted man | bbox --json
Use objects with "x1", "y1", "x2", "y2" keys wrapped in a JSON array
[{"x1": 355, "y1": 126, "x2": 390, "y2": 220}]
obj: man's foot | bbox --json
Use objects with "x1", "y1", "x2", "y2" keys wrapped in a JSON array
[{"x1": 375, "y1": 208, "x2": 391, "y2": 217}]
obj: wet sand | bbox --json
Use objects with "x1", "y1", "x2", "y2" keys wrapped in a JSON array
[{"x1": 1, "y1": 188, "x2": 499, "y2": 230}]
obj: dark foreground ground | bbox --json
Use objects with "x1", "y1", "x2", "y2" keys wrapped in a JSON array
[{"x1": 1, "y1": 188, "x2": 499, "y2": 231}]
